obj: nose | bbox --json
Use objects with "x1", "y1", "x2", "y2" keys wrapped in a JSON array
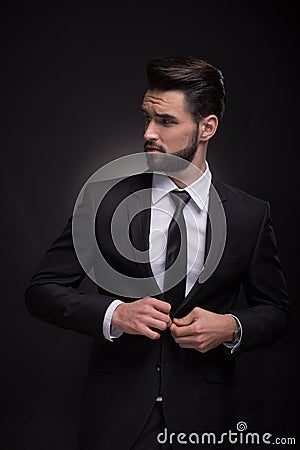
[{"x1": 144, "y1": 119, "x2": 159, "y2": 141}]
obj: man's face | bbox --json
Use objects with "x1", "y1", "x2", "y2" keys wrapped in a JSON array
[{"x1": 142, "y1": 90, "x2": 199, "y2": 172}]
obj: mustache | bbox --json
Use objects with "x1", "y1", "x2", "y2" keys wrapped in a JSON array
[{"x1": 144, "y1": 141, "x2": 166, "y2": 153}]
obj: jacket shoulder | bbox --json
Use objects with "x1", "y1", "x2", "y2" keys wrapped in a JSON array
[
  {"x1": 87, "y1": 171, "x2": 153, "y2": 195},
  {"x1": 213, "y1": 179, "x2": 269, "y2": 210}
]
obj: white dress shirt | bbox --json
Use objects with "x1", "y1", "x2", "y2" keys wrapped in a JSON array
[
  {"x1": 148, "y1": 165, "x2": 211, "y2": 295},
  {"x1": 103, "y1": 162, "x2": 241, "y2": 352}
]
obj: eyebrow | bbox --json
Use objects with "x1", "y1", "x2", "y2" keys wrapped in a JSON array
[{"x1": 141, "y1": 107, "x2": 178, "y2": 121}]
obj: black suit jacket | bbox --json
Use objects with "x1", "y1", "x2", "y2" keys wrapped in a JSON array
[{"x1": 25, "y1": 173, "x2": 290, "y2": 449}]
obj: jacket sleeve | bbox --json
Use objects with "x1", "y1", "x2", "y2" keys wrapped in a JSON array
[
  {"x1": 230, "y1": 202, "x2": 291, "y2": 352},
  {"x1": 24, "y1": 185, "x2": 117, "y2": 339}
]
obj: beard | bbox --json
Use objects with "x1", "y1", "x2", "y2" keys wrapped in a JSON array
[{"x1": 144, "y1": 125, "x2": 199, "y2": 173}]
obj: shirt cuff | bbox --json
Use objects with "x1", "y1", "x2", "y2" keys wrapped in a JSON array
[
  {"x1": 103, "y1": 300, "x2": 124, "y2": 341},
  {"x1": 223, "y1": 314, "x2": 243, "y2": 354}
]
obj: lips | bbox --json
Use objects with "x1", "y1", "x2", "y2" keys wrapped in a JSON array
[{"x1": 146, "y1": 146, "x2": 163, "y2": 153}]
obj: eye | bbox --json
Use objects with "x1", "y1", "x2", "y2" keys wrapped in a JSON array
[{"x1": 160, "y1": 118, "x2": 174, "y2": 126}]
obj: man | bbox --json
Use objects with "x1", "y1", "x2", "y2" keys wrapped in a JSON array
[{"x1": 25, "y1": 56, "x2": 290, "y2": 449}]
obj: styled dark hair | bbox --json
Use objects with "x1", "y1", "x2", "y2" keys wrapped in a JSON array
[{"x1": 146, "y1": 56, "x2": 226, "y2": 122}]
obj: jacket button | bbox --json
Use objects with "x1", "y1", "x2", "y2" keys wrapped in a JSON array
[{"x1": 156, "y1": 363, "x2": 161, "y2": 372}]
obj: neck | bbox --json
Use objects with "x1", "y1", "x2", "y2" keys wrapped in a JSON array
[
  {"x1": 168, "y1": 150, "x2": 207, "y2": 188},
  {"x1": 168, "y1": 161, "x2": 206, "y2": 188}
]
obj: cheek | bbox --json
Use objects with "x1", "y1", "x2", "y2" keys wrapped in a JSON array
[{"x1": 164, "y1": 127, "x2": 195, "y2": 150}]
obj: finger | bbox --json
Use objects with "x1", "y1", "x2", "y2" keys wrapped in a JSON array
[
  {"x1": 177, "y1": 341, "x2": 211, "y2": 353},
  {"x1": 149, "y1": 298, "x2": 172, "y2": 314},
  {"x1": 142, "y1": 326, "x2": 161, "y2": 340},
  {"x1": 152, "y1": 309, "x2": 172, "y2": 325},
  {"x1": 172, "y1": 335, "x2": 197, "y2": 345},
  {"x1": 170, "y1": 324, "x2": 196, "y2": 338},
  {"x1": 148, "y1": 318, "x2": 169, "y2": 332},
  {"x1": 172, "y1": 335, "x2": 208, "y2": 351},
  {"x1": 176, "y1": 341, "x2": 195, "y2": 349},
  {"x1": 177, "y1": 342, "x2": 208, "y2": 352},
  {"x1": 173, "y1": 312, "x2": 195, "y2": 327}
]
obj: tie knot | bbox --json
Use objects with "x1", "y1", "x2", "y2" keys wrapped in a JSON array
[{"x1": 170, "y1": 190, "x2": 191, "y2": 211}]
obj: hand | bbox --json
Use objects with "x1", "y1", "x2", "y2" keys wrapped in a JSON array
[
  {"x1": 170, "y1": 307, "x2": 237, "y2": 353},
  {"x1": 112, "y1": 297, "x2": 172, "y2": 340}
]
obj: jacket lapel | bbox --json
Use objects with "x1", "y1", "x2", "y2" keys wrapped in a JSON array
[
  {"x1": 174, "y1": 179, "x2": 228, "y2": 314},
  {"x1": 124, "y1": 174, "x2": 228, "y2": 305},
  {"x1": 126, "y1": 172, "x2": 155, "y2": 279}
]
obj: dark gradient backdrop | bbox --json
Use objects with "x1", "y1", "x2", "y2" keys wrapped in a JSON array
[{"x1": 1, "y1": 3, "x2": 299, "y2": 449}]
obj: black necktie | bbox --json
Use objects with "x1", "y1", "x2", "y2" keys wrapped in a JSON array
[{"x1": 163, "y1": 190, "x2": 191, "y2": 315}]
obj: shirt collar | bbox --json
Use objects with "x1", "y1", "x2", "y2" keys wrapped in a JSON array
[{"x1": 151, "y1": 161, "x2": 211, "y2": 211}]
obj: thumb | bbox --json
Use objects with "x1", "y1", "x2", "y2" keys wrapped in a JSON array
[{"x1": 173, "y1": 311, "x2": 194, "y2": 327}]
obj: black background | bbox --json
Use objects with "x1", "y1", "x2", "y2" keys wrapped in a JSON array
[{"x1": 1, "y1": 2, "x2": 299, "y2": 449}]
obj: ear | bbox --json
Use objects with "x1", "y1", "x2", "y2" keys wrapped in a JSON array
[{"x1": 198, "y1": 115, "x2": 218, "y2": 142}]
